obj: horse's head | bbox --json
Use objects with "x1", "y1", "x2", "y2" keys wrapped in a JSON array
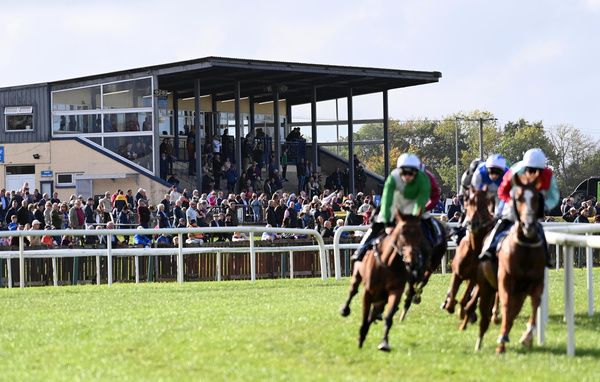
[
  {"x1": 513, "y1": 175, "x2": 540, "y2": 239},
  {"x1": 465, "y1": 187, "x2": 493, "y2": 233},
  {"x1": 392, "y1": 211, "x2": 423, "y2": 267}
]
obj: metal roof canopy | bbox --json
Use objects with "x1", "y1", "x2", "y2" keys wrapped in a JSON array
[{"x1": 142, "y1": 57, "x2": 440, "y2": 105}]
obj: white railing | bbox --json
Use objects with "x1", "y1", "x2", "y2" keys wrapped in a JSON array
[
  {"x1": 0, "y1": 226, "x2": 328, "y2": 287},
  {"x1": 331, "y1": 225, "x2": 457, "y2": 280}
]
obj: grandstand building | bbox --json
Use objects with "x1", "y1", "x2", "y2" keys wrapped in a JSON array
[{"x1": 0, "y1": 57, "x2": 440, "y2": 200}]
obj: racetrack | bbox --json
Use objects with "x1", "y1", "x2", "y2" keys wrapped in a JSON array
[{"x1": 1, "y1": 270, "x2": 599, "y2": 381}]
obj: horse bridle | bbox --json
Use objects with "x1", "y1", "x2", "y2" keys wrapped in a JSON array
[{"x1": 511, "y1": 189, "x2": 544, "y2": 247}]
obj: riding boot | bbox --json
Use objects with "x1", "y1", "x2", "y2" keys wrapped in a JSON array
[
  {"x1": 479, "y1": 218, "x2": 512, "y2": 261},
  {"x1": 351, "y1": 222, "x2": 385, "y2": 262}
]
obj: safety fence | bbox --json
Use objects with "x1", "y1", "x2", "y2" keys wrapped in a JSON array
[{"x1": 0, "y1": 227, "x2": 328, "y2": 288}]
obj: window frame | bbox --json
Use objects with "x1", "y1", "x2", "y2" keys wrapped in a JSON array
[
  {"x1": 56, "y1": 173, "x2": 77, "y2": 187},
  {"x1": 4, "y1": 106, "x2": 34, "y2": 133}
]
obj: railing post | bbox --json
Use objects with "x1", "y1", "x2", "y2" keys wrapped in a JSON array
[
  {"x1": 537, "y1": 268, "x2": 548, "y2": 345},
  {"x1": 52, "y1": 257, "x2": 58, "y2": 287},
  {"x1": 250, "y1": 232, "x2": 256, "y2": 281},
  {"x1": 96, "y1": 255, "x2": 101, "y2": 285},
  {"x1": 564, "y1": 245, "x2": 575, "y2": 357},
  {"x1": 586, "y1": 234, "x2": 594, "y2": 316},
  {"x1": 289, "y1": 250, "x2": 294, "y2": 279},
  {"x1": 19, "y1": 236, "x2": 25, "y2": 289},
  {"x1": 441, "y1": 253, "x2": 448, "y2": 275},
  {"x1": 333, "y1": 229, "x2": 342, "y2": 280},
  {"x1": 216, "y1": 251, "x2": 222, "y2": 282},
  {"x1": 555, "y1": 244, "x2": 560, "y2": 270},
  {"x1": 7, "y1": 256, "x2": 12, "y2": 288},
  {"x1": 135, "y1": 255, "x2": 140, "y2": 284},
  {"x1": 313, "y1": 231, "x2": 328, "y2": 280},
  {"x1": 107, "y1": 234, "x2": 113, "y2": 287},
  {"x1": 177, "y1": 233, "x2": 184, "y2": 284}
]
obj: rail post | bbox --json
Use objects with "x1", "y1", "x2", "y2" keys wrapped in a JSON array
[
  {"x1": 564, "y1": 245, "x2": 575, "y2": 357},
  {"x1": 586, "y1": 233, "x2": 594, "y2": 316},
  {"x1": 177, "y1": 233, "x2": 184, "y2": 284},
  {"x1": 96, "y1": 255, "x2": 101, "y2": 285},
  {"x1": 107, "y1": 234, "x2": 113, "y2": 287},
  {"x1": 250, "y1": 232, "x2": 256, "y2": 281},
  {"x1": 19, "y1": 236, "x2": 25, "y2": 288},
  {"x1": 289, "y1": 250, "x2": 294, "y2": 279}
]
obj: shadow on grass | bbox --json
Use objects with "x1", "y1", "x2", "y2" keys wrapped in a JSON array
[
  {"x1": 516, "y1": 344, "x2": 600, "y2": 358},
  {"x1": 548, "y1": 313, "x2": 600, "y2": 331}
]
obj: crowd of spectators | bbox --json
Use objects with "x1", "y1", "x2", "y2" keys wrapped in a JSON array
[{"x1": 0, "y1": 179, "x2": 374, "y2": 249}]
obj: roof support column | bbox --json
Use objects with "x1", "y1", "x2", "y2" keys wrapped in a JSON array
[
  {"x1": 347, "y1": 88, "x2": 355, "y2": 195},
  {"x1": 249, "y1": 95, "x2": 255, "y2": 134},
  {"x1": 211, "y1": 94, "x2": 218, "y2": 144},
  {"x1": 273, "y1": 86, "x2": 281, "y2": 174},
  {"x1": 194, "y1": 79, "x2": 203, "y2": 192},
  {"x1": 234, "y1": 80, "x2": 242, "y2": 190},
  {"x1": 173, "y1": 92, "x2": 179, "y2": 160},
  {"x1": 383, "y1": 90, "x2": 390, "y2": 178},
  {"x1": 311, "y1": 86, "x2": 318, "y2": 175}
]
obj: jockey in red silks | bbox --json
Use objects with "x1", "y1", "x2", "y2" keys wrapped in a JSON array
[{"x1": 479, "y1": 148, "x2": 559, "y2": 267}]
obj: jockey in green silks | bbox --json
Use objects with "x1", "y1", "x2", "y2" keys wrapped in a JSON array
[{"x1": 352, "y1": 153, "x2": 431, "y2": 263}]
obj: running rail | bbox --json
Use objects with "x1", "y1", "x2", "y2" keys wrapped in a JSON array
[{"x1": 0, "y1": 227, "x2": 328, "y2": 287}]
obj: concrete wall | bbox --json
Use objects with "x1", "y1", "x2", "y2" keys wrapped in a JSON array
[{"x1": 0, "y1": 140, "x2": 170, "y2": 203}]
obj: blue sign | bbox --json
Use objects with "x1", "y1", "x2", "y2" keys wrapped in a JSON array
[
  {"x1": 0, "y1": 146, "x2": 4, "y2": 163},
  {"x1": 41, "y1": 170, "x2": 53, "y2": 178}
]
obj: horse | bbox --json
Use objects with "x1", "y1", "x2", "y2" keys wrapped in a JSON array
[
  {"x1": 441, "y1": 188, "x2": 496, "y2": 327},
  {"x1": 469, "y1": 175, "x2": 546, "y2": 353},
  {"x1": 400, "y1": 217, "x2": 448, "y2": 321},
  {"x1": 339, "y1": 213, "x2": 422, "y2": 351}
]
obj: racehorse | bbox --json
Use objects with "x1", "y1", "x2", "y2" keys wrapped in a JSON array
[
  {"x1": 469, "y1": 175, "x2": 546, "y2": 353},
  {"x1": 400, "y1": 217, "x2": 448, "y2": 321},
  {"x1": 339, "y1": 213, "x2": 421, "y2": 351},
  {"x1": 441, "y1": 188, "x2": 495, "y2": 325}
]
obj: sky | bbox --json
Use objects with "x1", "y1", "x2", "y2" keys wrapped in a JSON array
[{"x1": 2, "y1": 0, "x2": 600, "y2": 139}]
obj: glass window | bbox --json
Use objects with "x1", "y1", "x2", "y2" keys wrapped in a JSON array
[
  {"x1": 52, "y1": 86, "x2": 101, "y2": 111},
  {"x1": 6, "y1": 114, "x2": 33, "y2": 131},
  {"x1": 52, "y1": 114, "x2": 101, "y2": 134},
  {"x1": 102, "y1": 78, "x2": 152, "y2": 109},
  {"x1": 103, "y1": 112, "x2": 152, "y2": 133},
  {"x1": 56, "y1": 173, "x2": 75, "y2": 187},
  {"x1": 85, "y1": 137, "x2": 102, "y2": 146},
  {"x1": 104, "y1": 135, "x2": 153, "y2": 172}
]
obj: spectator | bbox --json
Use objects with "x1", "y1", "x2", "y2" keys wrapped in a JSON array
[
  {"x1": 448, "y1": 212, "x2": 461, "y2": 223},
  {"x1": 320, "y1": 220, "x2": 334, "y2": 238},
  {"x1": 575, "y1": 209, "x2": 590, "y2": 224},
  {"x1": 562, "y1": 207, "x2": 578, "y2": 223},
  {"x1": 186, "y1": 220, "x2": 204, "y2": 244}
]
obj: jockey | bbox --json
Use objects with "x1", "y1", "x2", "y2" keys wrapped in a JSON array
[
  {"x1": 352, "y1": 153, "x2": 431, "y2": 263},
  {"x1": 451, "y1": 156, "x2": 504, "y2": 243},
  {"x1": 471, "y1": 154, "x2": 509, "y2": 217},
  {"x1": 479, "y1": 148, "x2": 559, "y2": 266},
  {"x1": 458, "y1": 159, "x2": 483, "y2": 200}
]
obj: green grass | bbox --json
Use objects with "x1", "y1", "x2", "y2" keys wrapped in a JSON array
[{"x1": 1, "y1": 270, "x2": 599, "y2": 381}]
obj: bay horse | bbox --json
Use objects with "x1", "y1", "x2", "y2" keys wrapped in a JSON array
[
  {"x1": 441, "y1": 188, "x2": 495, "y2": 326},
  {"x1": 339, "y1": 213, "x2": 421, "y2": 351},
  {"x1": 400, "y1": 217, "x2": 448, "y2": 321},
  {"x1": 470, "y1": 175, "x2": 546, "y2": 353}
]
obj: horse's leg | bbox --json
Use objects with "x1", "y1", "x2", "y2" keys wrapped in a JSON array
[
  {"x1": 519, "y1": 282, "x2": 543, "y2": 348},
  {"x1": 496, "y1": 277, "x2": 526, "y2": 354},
  {"x1": 400, "y1": 283, "x2": 414, "y2": 322},
  {"x1": 458, "y1": 279, "x2": 476, "y2": 320},
  {"x1": 358, "y1": 292, "x2": 373, "y2": 348},
  {"x1": 340, "y1": 263, "x2": 362, "y2": 317},
  {"x1": 475, "y1": 280, "x2": 495, "y2": 351},
  {"x1": 492, "y1": 292, "x2": 501, "y2": 325},
  {"x1": 378, "y1": 288, "x2": 404, "y2": 352},
  {"x1": 442, "y1": 271, "x2": 462, "y2": 314},
  {"x1": 369, "y1": 302, "x2": 385, "y2": 324},
  {"x1": 459, "y1": 284, "x2": 479, "y2": 331}
]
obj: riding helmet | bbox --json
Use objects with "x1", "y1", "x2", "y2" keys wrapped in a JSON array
[
  {"x1": 522, "y1": 148, "x2": 546, "y2": 169},
  {"x1": 397, "y1": 153, "x2": 421, "y2": 169}
]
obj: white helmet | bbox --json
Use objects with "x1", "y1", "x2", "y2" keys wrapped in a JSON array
[
  {"x1": 522, "y1": 148, "x2": 546, "y2": 169},
  {"x1": 397, "y1": 153, "x2": 421, "y2": 169},
  {"x1": 485, "y1": 154, "x2": 506, "y2": 170}
]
